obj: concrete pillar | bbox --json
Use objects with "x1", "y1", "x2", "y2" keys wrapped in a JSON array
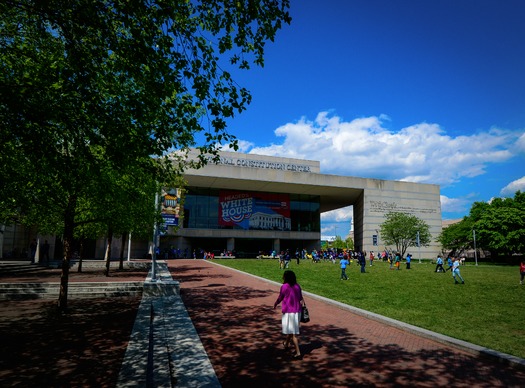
[
  {"x1": 0, "y1": 224, "x2": 4, "y2": 259},
  {"x1": 226, "y1": 238, "x2": 235, "y2": 253},
  {"x1": 273, "y1": 238, "x2": 280, "y2": 254}
]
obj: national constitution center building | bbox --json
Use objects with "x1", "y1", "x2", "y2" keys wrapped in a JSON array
[
  {"x1": 0, "y1": 149, "x2": 442, "y2": 260},
  {"x1": 162, "y1": 149, "x2": 442, "y2": 258}
]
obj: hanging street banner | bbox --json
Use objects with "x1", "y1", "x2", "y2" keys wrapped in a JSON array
[{"x1": 161, "y1": 188, "x2": 180, "y2": 233}]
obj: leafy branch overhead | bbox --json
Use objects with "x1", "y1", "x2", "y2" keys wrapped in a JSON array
[{"x1": 0, "y1": 0, "x2": 291, "y2": 309}]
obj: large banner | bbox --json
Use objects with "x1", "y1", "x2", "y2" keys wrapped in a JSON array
[{"x1": 219, "y1": 190, "x2": 291, "y2": 230}]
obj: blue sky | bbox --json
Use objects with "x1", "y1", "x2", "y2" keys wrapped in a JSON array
[{"x1": 222, "y1": 0, "x2": 525, "y2": 239}]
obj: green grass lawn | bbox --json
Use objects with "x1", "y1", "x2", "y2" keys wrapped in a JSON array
[{"x1": 214, "y1": 258, "x2": 525, "y2": 359}]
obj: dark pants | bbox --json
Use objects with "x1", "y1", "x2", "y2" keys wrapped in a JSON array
[{"x1": 341, "y1": 268, "x2": 348, "y2": 280}]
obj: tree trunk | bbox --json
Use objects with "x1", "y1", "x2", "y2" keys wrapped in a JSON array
[
  {"x1": 119, "y1": 232, "x2": 127, "y2": 270},
  {"x1": 77, "y1": 239, "x2": 84, "y2": 273},
  {"x1": 104, "y1": 229, "x2": 113, "y2": 276},
  {"x1": 58, "y1": 195, "x2": 76, "y2": 312}
]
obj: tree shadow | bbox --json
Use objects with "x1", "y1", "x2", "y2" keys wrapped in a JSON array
[
  {"x1": 0, "y1": 265, "x2": 149, "y2": 282},
  {"x1": 0, "y1": 297, "x2": 141, "y2": 386}
]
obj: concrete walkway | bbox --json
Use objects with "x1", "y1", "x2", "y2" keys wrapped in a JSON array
[{"x1": 170, "y1": 259, "x2": 525, "y2": 388}]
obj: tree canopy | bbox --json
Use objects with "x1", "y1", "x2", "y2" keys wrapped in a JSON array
[
  {"x1": 0, "y1": 0, "x2": 291, "y2": 309},
  {"x1": 379, "y1": 212, "x2": 431, "y2": 258},
  {"x1": 438, "y1": 191, "x2": 525, "y2": 260}
]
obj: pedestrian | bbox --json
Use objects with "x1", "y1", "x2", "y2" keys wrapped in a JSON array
[
  {"x1": 359, "y1": 251, "x2": 366, "y2": 273},
  {"x1": 445, "y1": 255, "x2": 453, "y2": 272},
  {"x1": 452, "y1": 257, "x2": 465, "y2": 284},
  {"x1": 435, "y1": 255, "x2": 446, "y2": 272},
  {"x1": 406, "y1": 253, "x2": 411, "y2": 269},
  {"x1": 520, "y1": 261, "x2": 525, "y2": 285},
  {"x1": 284, "y1": 249, "x2": 291, "y2": 268},
  {"x1": 340, "y1": 254, "x2": 349, "y2": 280},
  {"x1": 273, "y1": 270, "x2": 305, "y2": 360},
  {"x1": 29, "y1": 239, "x2": 37, "y2": 263},
  {"x1": 41, "y1": 240, "x2": 50, "y2": 262},
  {"x1": 279, "y1": 251, "x2": 284, "y2": 269},
  {"x1": 369, "y1": 251, "x2": 374, "y2": 266},
  {"x1": 394, "y1": 252, "x2": 401, "y2": 270}
]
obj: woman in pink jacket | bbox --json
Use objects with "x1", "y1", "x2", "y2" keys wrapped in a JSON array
[{"x1": 274, "y1": 270, "x2": 305, "y2": 359}]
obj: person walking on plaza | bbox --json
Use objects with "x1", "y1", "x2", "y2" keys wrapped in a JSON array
[
  {"x1": 520, "y1": 261, "x2": 525, "y2": 285},
  {"x1": 452, "y1": 257, "x2": 465, "y2": 284},
  {"x1": 273, "y1": 270, "x2": 305, "y2": 360},
  {"x1": 406, "y1": 253, "x2": 412, "y2": 269},
  {"x1": 340, "y1": 254, "x2": 349, "y2": 280}
]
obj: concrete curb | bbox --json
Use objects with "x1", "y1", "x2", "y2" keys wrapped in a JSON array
[{"x1": 117, "y1": 262, "x2": 220, "y2": 388}]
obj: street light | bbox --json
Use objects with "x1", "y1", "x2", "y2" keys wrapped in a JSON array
[{"x1": 417, "y1": 230, "x2": 421, "y2": 264}]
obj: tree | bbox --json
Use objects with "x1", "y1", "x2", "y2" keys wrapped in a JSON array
[
  {"x1": 437, "y1": 217, "x2": 474, "y2": 255},
  {"x1": 345, "y1": 236, "x2": 354, "y2": 250},
  {"x1": 1, "y1": 0, "x2": 291, "y2": 310},
  {"x1": 379, "y1": 212, "x2": 431, "y2": 258},
  {"x1": 331, "y1": 236, "x2": 346, "y2": 250},
  {"x1": 437, "y1": 191, "x2": 525, "y2": 261}
]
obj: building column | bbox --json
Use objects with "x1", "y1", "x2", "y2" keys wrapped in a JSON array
[
  {"x1": 273, "y1": 238, "x2": 280, "y2": 254},
  {"x1": 0, "y1": 224, "x2": 4, "y2": 259},
  {"x1": 226, "y1": 238, "x2": 235, "y2": 253}
]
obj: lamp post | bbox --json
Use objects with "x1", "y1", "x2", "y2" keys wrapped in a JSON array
[
  {"x1": 473, "y1": 229, "x2": 478, "y2": 266},
  {"x1": 150, "y1": 191, "x2": 160, "y2": 282},
  {"x1": 417, "y1": 230, "x2": 421, "y2": 264}
]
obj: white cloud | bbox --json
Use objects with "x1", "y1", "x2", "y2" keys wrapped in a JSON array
[
  {"x1": 440, "y1": 195, "x2": 472, "y2": 214},
  {"x1": 514, "y1": 132, "x2": 525, "y2": 154},
  {"x1": 321, "y1": 206, "x2": 353, "y2": 224},
  {"x1": 234, "y1": 139, "x2": 254, "y2": 153},
  {"x1": 244, "y1": 112, "x2": 523, "y2": 187},
  {"x1": 500, "y1": 176, "x2": 525, "y2": 196}
]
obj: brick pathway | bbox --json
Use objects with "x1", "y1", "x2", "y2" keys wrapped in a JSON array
[{"x1": 171, "y1": 259, "x2": 524, "y2": 388}]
